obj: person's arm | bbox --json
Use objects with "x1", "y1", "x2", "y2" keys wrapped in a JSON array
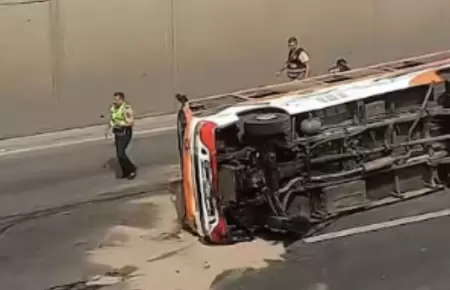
[
  {"x1": 276, "y1": 63, "x2": 287, "y2": 77},
  {"x1": 105, "y1": 108, "x2": 113, "y2": 139},
  {"x1": 304, "y1": 62, "x2": 311, "y2": 78},
  {"x1": 299, "y1": 51, "x2": 311, "y2": 78},
  {"x1": 328, "y1": 66, "x2": 339, "y2": 74},
  {"x1": 124, "y1": 106, "x2": 135, "y2": 127}
]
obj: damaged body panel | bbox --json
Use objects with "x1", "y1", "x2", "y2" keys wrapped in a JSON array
[{"x1": 175, "y1": 50, "x2": 450, "y2": 244}]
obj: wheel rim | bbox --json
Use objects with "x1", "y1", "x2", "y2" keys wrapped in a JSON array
[{"x1": 255, "y1": 113, "x2": 277, "y2": 121}]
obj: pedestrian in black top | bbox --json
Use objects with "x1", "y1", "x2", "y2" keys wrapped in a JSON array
[
  {"x1": 277, "y1": 37, "x2": 311, "y2": 80},
  {"x1": 328, "y1": 58, "x2": 351, "y2": 73}
]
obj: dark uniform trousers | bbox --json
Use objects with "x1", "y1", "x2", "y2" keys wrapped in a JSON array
[{"x1": 114, "y1": 126, "x2": 136, "y2": 176}]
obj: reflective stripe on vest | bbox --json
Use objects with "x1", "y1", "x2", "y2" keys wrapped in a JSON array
[
  {"x1": 286, "y1": 67, "x2": 306, "y2": 79},
  {"x1": 286, "y1": 66, "x2": 306, "y2": 79},
  {"x1": 110, "y1": 103, "x2": 128, "y2": 126},
  {"x1": 286, "y1": 48, "x2": 306, "y2": 79}
]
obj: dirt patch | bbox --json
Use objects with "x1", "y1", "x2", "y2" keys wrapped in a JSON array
[
  {"x1": 99, "y1": 230, "x2": 130, "y2": 248},
  {"x1": 86, "y1": 192, "x2": 284, "y2": 290}
]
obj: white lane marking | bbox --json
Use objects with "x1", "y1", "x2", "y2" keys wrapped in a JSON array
[
  {"x1": 303, "y1": 208, "x2": 450, "y2": 244},
  {"x1": 0, "y1": 126, "x2": 176, "y2": 157}
]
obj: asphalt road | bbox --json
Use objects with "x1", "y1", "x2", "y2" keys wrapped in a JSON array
[
  {"x1": 0, "y1": 131, "x2": 178, "y2": 217},
  {"x1": 214, "y1": 216, "x2": 450, "y2": 290},
  {"x1": 213, "y1": 190, "x2": 450, "y2": 290},
  {"x1": 0, "y1": 131, "x2": 178, "y2": 290}
]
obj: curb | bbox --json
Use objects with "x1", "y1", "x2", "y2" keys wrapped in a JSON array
[
  {"x1": 0, "y1": 181, "x2": 169, "y2": 226},
  {"x1": 0, "y1": 163, "x2": 181, "y2": 224}
]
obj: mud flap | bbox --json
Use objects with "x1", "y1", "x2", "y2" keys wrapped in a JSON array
[{"x1": 266, "y1": 215, "x2": 310, "y2": 235}]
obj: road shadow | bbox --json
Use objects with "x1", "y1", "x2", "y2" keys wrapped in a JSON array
[{"x1": 209, "y1": 253, "x2": 329, "y2": 290}]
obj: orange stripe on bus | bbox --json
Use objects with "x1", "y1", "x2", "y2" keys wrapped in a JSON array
[
  {"x1": 410, "y1": 71, "x2": 444, "y2": 86},
  {"x1": 182, "y1": 106, "x2": 197, "y2": 228}
]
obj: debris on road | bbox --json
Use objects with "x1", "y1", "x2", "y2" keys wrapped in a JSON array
[{"x1": 46, "y1": 265, "x2": 137, "y2": 290}]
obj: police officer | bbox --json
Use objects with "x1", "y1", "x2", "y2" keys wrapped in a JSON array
[
  {"x1": 107, "y1": 92, "x2": 137, "y2": 179},
  {"x1": 328, "y1": 58, "x2": 351, "y2": 73},
  {"x1": 277, "y1": 36, "x2": 311, "y2": 80}
]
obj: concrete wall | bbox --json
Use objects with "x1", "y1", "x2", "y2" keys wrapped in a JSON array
[{"x1": 1, "y1": 0, "x2": 450, "y2": 138}]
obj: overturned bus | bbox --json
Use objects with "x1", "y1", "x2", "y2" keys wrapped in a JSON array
[{"x1": 174, "y1": 51, "x2": 450, "y2": 244}]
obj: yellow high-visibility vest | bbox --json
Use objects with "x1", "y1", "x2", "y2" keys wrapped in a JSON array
[{"x1": 110, "y1": 103, "x2": 130, "y2": 127}]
